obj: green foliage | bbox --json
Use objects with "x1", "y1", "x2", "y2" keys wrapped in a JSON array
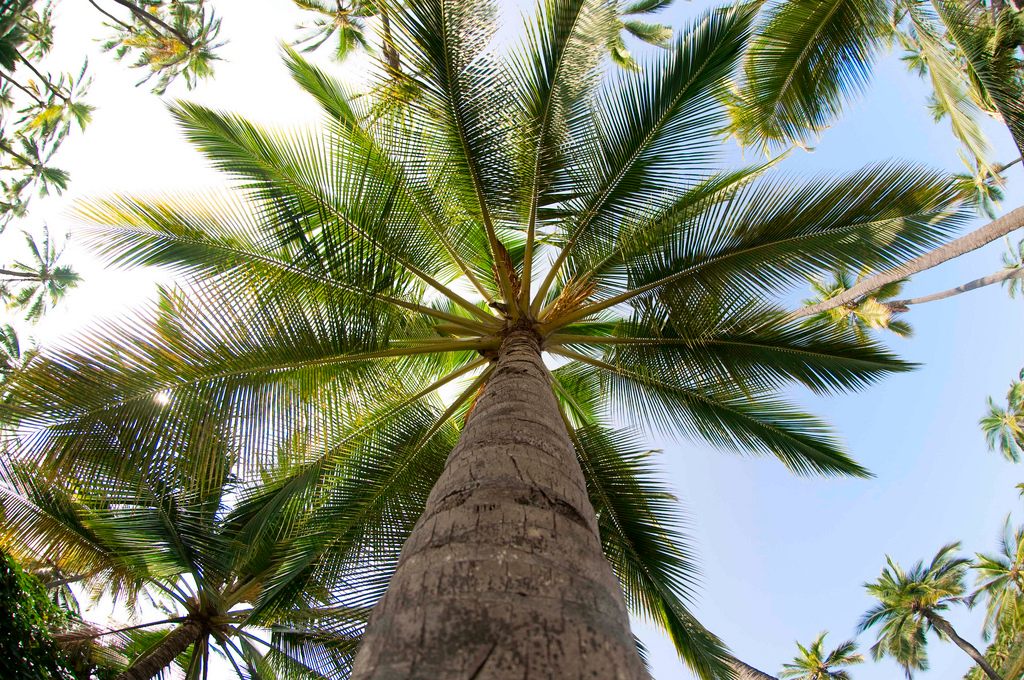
[
  {"x1": 1003, "y1": 236, "x2": 1024, "y2": 298},
  {"x1": 803, "y1": 268, "x2": 913, "y2": 340},
  {"x1": 0, "y1": 1, "x2": 973, "y2": 677},
  {"x1": 0, "y1": 0, "x2": 90, "y2": 229},
  {"x1": 0, "y1": 549, "x2": 74, "y2": 680},
  {"x1": 971, "y1": 517, "x2": 1024, "y2": 640},
  {"x1": 779, "y1": 631, "x2": 864, "y2": 680},
  {"x1": 0, "y1": 0, "x2": 224, "y2": 228},
  {"x1": 729, "y1": 0, "x2": 1024, "y2": 197},
  {"x1": 98, "y1": 0, "x2": 223, "y2": 94},
  {"x1": 965, "y1": 607, "x2": 1024, "y2": 680},
  {"x1": 980, "y1": 369, "x2": 1024, "y2": 462},
  {"x1": 860, "y1": 543, "x2": 972, "y2": 677},
  {"x1": 290, "y1": 0, "x2": 375, "y2": 61},
  {"x1": 0, "y1": 226, "x2": 80, "y2": 322},
  {"x1": 726, "y1": 0, "x2": 891, "y2": 151}
]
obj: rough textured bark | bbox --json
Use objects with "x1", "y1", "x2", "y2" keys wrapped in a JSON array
[
  {"x1": 115, "y1": 620, "x2": 203, "y2": 680},
  {"x1": 729, "y1": 658, "x2": 778, "y2": 680},
  {"x1": 925, "y1": 612, "x2": 1004, "y2": 680},
  {"x1": 352, "y1": 330, "x2": 645, "y2": 679},
  {"x1": 788, "y1": 205, "x2": 1024, "y2": 320}
]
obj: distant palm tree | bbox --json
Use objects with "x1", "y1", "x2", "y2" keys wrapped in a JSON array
[
  {"x1": 779, "y1": 631, "x2": 863, "y2": 680},
  {"x1": 860, "y1": 543, "x2": 1003, "y2": 680},
  {"x1": 981, "y1": 371, "x2": 1024, "y2": 462},
  {"x1": 1, "y1": 0, "x2": 969, "y2": 677},
  {"x1": 972, "y1": 517, "x2": 1024, "y2": 640},
  {"x1": 0, "y1": 226, "x2": 80, "y2": 321},
  {"x1": 803, "y1": 269, "x2": 912, "y2": 339}
]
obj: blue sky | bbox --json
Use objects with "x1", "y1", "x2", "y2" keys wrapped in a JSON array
[{"x1": 6, "y1": 1, "x2": 1023, "y2": 678}]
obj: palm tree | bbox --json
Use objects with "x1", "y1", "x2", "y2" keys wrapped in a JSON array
[
  {"x1": 0, "y1": 318, "x2": 370, "y2": 679},
  {"x1": 728, "y1": 0, "x2": 1024, "y2": 162},
  {"x1": 0, "y1": 0, "x2": 970, "y2": 676},
  {"x1": 981, "y1": 371, "x2": 1024, "y2": 461},
  {"x1": 735, "y1": 0, "x2": 1024, "y2": 321},
  {"x1": 860, "y1": 543, "x2": 1003, "y2": 680},
  {"x1": 972, "y1": 517, "x2": 1024, "y2": 639},
  {"x1": 779, "y1": 631, "x2": 863, "y2": 680},
  {"x1": 291, "y1": 0, "x2": 684, "y2": 70},
  {"x1": 803, "y1": 269, "x2": 913, "y2": 339},
  {"x1": 0, "y1": 226, "x2": 80, "y2": 321}
]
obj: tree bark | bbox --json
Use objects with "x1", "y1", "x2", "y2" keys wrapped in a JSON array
[
  {"x1": 114, "y1": 620, "x2": 204, "y2": 680},
  {"x1": 787, "y1": 205, "x2": 1024, "y2": 320},
  {"x1": 730, "y1": 658, "x2": 778, "y2": 680},
  {"x1": 352, "y1": 330, "x2": 645, "y2": 679},
  {"x1": 924, "y1": 612, "x2": 1004, "y2": 680},
  {"x1": 885, "y1": 267, "x2": 1024, "y2": 309}
]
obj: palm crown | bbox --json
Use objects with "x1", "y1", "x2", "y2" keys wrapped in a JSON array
[
  {"x1": 0, "y1": 414, "x2": 368, "y2": 678},
  {"x1": 0, "y1": 226, "x2": 81, "y2": 322},
  {"x1": 860, "y1": 543, "x2": 971, "y2": 677},
  {"x1": 972, "y1": 517, "x2": 1024, "y2": 639},
  {"x1": 779, "y1": 631, "x2": 863, "y2": 680},
  {"x1": 0, "y1": 0, "x2": 971, "y2": 677},
  {"x1": 981, "y1": 371, "x2": 1024, "y2": 462}
]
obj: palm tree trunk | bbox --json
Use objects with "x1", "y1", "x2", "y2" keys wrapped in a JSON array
[
  {"x1": 115, "y1": 620, "x2": 204, "y2": 680},
  {"x1": 730, "y1": 658, "x2": 779, "y2": 680},
  {"x1": 788, "y1": 205, "x2": 1024, "y2": 320},
  {"x1": 352, "y1": 330, "x2": 645, "y2": 679},
  {"x1": 884, "y1": 267, "x2": 1024, "y2": 310},
  {"x1": 924, "y1": 612, "x2": 1004, "y2": 680}
]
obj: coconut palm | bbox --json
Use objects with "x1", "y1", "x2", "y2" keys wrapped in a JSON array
[
  {"x1": 291, "y1": 0, "x2": 375, "y2": 61},
  {"x1": 803, "y1": 269, "x2": 913, "y2": 339},
  {"x1": 0, "y1": 226, "x2": 80, "y2": 321},
  {"x1": 0, "y1": 0, "x2": 971, "y2": 676},
  {"x1": 0, "y1": 305, "x2": 373, "y2": 679},
  {"x1": 860, "y1": 543, "x2": 1003, "y2": 680},
  {"x1": 981, "y1": 371, "x2": 1024, "y2": 461},
  {"x1": 972, "y1": 517, "x2": 1024, "y2": 640},
  {"x1": 779, "y1": 631, "x2": 863, "y2": 680},
  {"x1": 291, "y1": 0, "x2": 683, "y2": 70},
  {"x1": 734, "y1": 0, "x2": 1024, "y2": 322},
  {"x1": 728, "y1": 0, "x2": 1024, "y2": 162}
]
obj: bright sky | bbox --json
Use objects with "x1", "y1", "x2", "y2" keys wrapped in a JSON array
[{"x1": 4, "y1": 1, "x2": 1024, "y2": 679}]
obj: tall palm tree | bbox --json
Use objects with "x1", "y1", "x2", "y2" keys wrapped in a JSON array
[
  {"x1": 0, "y1": 226, "x2": 80, "y2": 321},
  {"x1": 972, "y1": 517, "x2": 1024, "y2": 639},
  {"x1": 981, "y1": 371, "x2": 1024, "y2": 461},
  {"x1": 0, "y1": 0, "x2": 970, "y2": 677},
  {"x1": 779, "y1": 631, "x2": 863, "y2": 680},
  {"x1": 860, "y1": 543, "x2": 1003, "y2": 680}
]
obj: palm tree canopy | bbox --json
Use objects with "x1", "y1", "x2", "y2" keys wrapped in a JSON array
[
  {"x1": 802, "y1": 268, "x2": 913, "y2": 339},
  {"x1": 0, "y1": 0, "x2": 971, "y2": 676},
  {"x1": 860, "y1": 542, "x2": 972, "y2": 676},
  {"x1": 0, "y1": 370, "x2": 372, "y2": 677},
  {"x1": 0, "y1": 226, "x2": 81, "y2": 322},
  {"x1": 981, "y1": 371, "x2": 1024, "y2": 462},
  {"x1": 972, "y1": 517, "x2": 1024, "y2": 640},
  {"x1": 728, "y1": 0, "x2": 1024, "y2": 165},
  {"x1": 779, "y1": 631, "x2": 863, "y2": 680}
]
